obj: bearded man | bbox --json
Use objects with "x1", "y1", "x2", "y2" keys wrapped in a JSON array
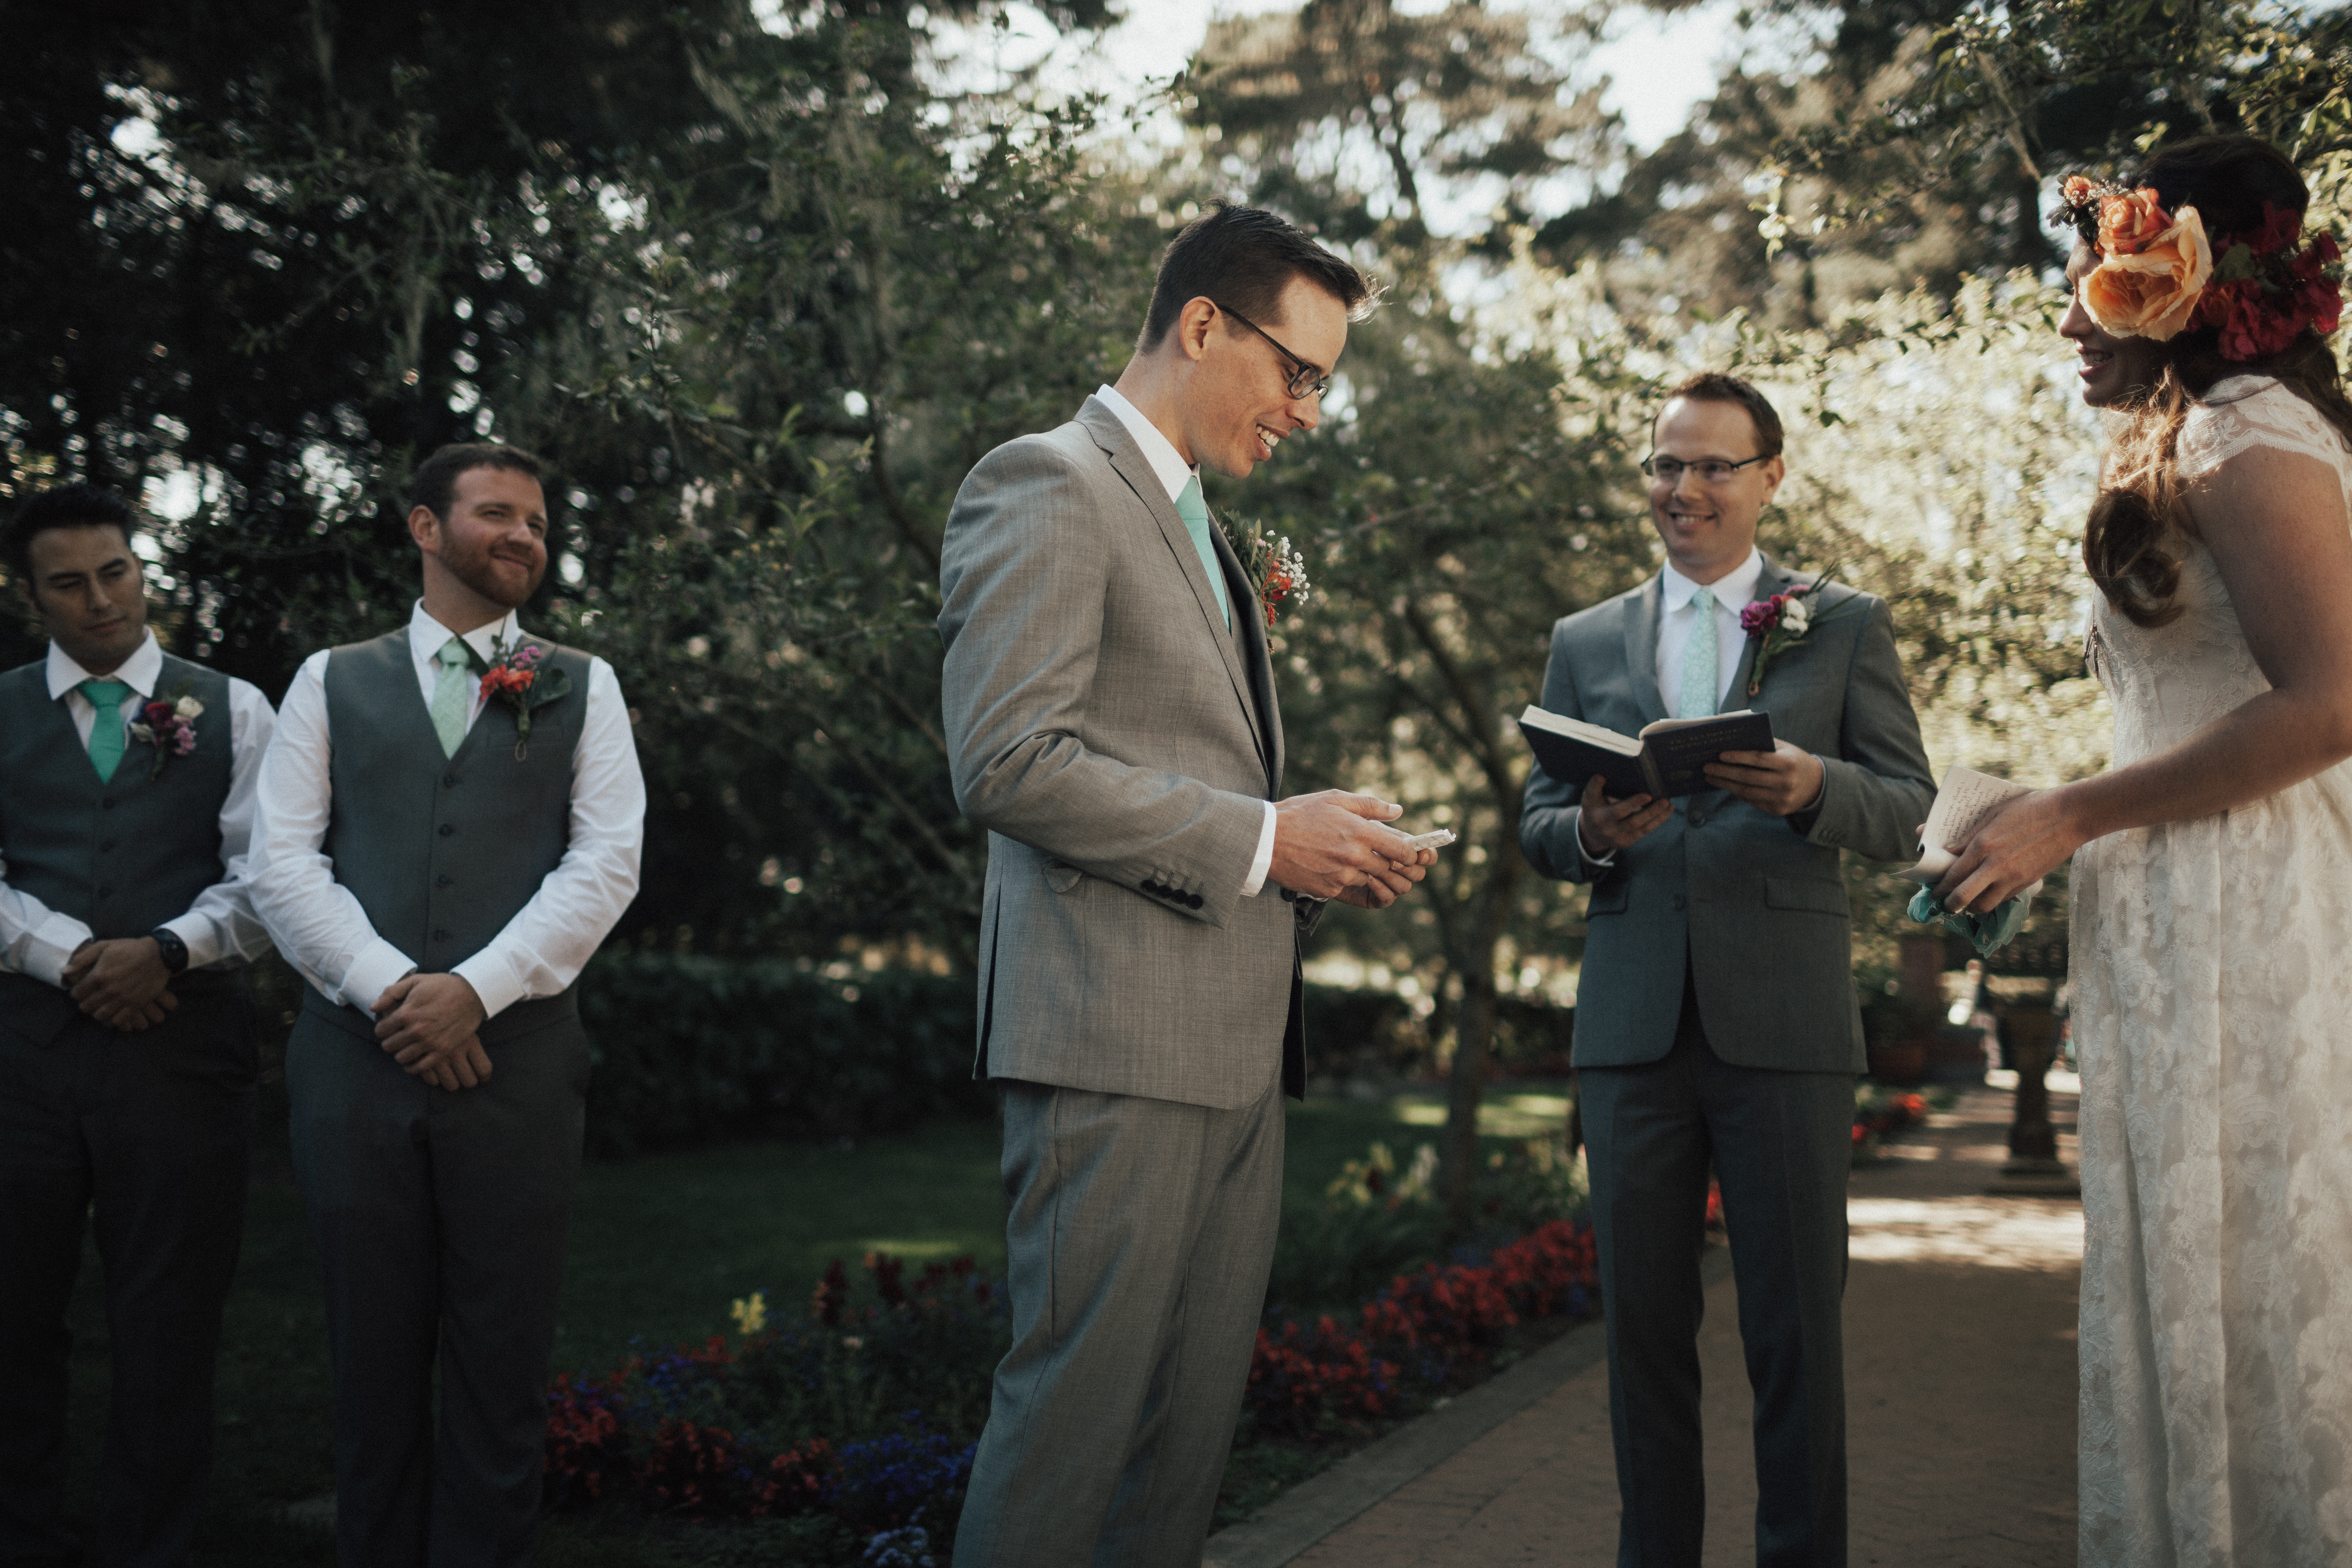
[{"x1": 250, "y1": 443, "x2": 645, "y2": 1568}]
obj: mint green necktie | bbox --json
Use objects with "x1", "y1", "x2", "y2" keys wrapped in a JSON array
[
  {"x1": 430, "y1": 638, "x2": 477, "y2": 758},
  {"x1": 1175, "y1": 475, "x2": 1231, "y2": 629},
  {"x1": 79, "y1": 679, "x2": 132, "y2": 783},
  {"x1": 1677, "y1": 588, "x2": 1719, "y2": 720}
]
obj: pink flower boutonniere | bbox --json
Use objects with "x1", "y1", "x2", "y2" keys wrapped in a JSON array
[
  {"x1": 1738, "y1": 568, "x2": 1852, "y2": 697},
  {"x1": 1218, "y1": 515, "x2": 1314, "y2": 630},
  {"x1": 481, "y1": 637, "x2": 573, "y2": 759},
  {"x1": 127, "y1": 684, "x2": 204, "y2": 780}
]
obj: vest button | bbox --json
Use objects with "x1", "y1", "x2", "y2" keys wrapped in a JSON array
[
  {"x1": 100, "y1": 798, "x2": 115, "y2": 810},
  {"x1": 436, "y1": 874, "x2": 453, "y2": 887},
  {"x1": 433, "y1": 928, "x2": 451, "y2": 942},
  {"x1": 96, "y1": 883, "x2": 114, "y2": 897},
  {"x1": 443, "y1": 774, "x2": 459, "y2": 788},
  {"x1": 1672, "y1": 893, "x2": 1688, "y2": 910},
  {"x1": 438, "y1": 824, "x2": 455, "y2": 837},
  {"x1": 99, "y1": 838, "x2": 116, "y2": 852}
]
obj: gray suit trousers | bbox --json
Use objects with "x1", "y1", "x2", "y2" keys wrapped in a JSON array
[
  {"x1": 0, "y1": 985, "x2": 255, "y2": 1568},
  {"x1": 954, "y1": 1078, "x2": 1285, "y2": 1568},
  {"x1": 286, "y1": 1003, "x2": 588, "y2": 1568},
  {"x1": 1580, "y1": 966, "x2": 1854, "y2": 1568}
]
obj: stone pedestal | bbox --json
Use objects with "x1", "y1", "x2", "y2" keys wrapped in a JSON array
[{"x1": 1988, "y1": 1006, "x2": 2079, "y2": 1197}]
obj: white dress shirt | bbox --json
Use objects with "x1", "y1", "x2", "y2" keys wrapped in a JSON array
[
  {"x1": 1656, "y1": 549, "x2": 1763, "y2": 716},
  {"x1": 0, "y1": 631, "x2": 276, "y2": 985},
  {"x1": 250, "y1": 602, "x2": 646, "y2": 1021},
  {"x1": 1095, "y1": 383, "x2": 1281, "y2": 897}
]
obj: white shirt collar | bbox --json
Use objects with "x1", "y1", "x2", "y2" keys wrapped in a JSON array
[
  {"x1": 1661, "y1": 549, "x2": 1764, "y2": 614},
  {"x1": 407, "y1": 600, "x2": 523, "y2": 669},
  {"x1": 1094, "y1": 384, "x2": 1197, "y2": 504},
  {"x1": 47, "y1": 628, "x2": 163, "y2": 701}
]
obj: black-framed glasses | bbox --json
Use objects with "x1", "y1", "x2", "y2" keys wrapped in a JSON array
[
  {"x1": 1214, "y1": 302, "x2": 1331, "y2": 400},
  {"x1": 1639, "y1": 453, "x2": 1776, "y2": 484}
]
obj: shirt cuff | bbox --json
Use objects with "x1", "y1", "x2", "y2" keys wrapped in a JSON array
[
  {"x1": 340, "y1": 940, "x2": 419, "y2": 1016},
  {"x1": 22, "y1": 914, "x2": 94, "y2": 989},
  {"x1": 1241, "y1": 799, "x2": 1278, "y2": 897},
  {"x1": 160, "y1": 912, "x2": 220, "y2": 972},
  {"x1": 451, "y1": 951, "x2": 527, "y2": 1023},
  {"x1": 1574, "y1": 809, "x2": 1619, "y2": 873}
]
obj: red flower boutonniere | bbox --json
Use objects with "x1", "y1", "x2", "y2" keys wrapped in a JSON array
[
  {"x1": 1218, "y1": 516, "x2": 1314, "y2": 629},
  {"x1": 126, "y1": 683, "x2": 204, "y2": 780},
  {"x1": 481, "y1": 637, "x2": 572, "y2": 759},
  {"x1": 1738, "y1": 567, "x2": 1853, "y2": 697}
]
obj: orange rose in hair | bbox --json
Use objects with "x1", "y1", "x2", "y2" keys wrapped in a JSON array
[
  {"x1": 2081, "y1": 206, "x2": 2214, "y2": 342},
  {"x1": 2098, "y1": 187, "x2": 2171, "y2": 256}
]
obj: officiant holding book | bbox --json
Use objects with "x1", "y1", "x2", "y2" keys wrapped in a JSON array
[{"x1": 1519, "y1": 371, "x2": 1933, "y2": 1568}]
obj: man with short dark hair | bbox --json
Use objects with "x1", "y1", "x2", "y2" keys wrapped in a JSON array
[
  {"x1": 250, "y1": 442, "x2": 644, "y2": 1566},
  {"x1": 0, "y1": 482, "x2": 277, "y2": 1568},
  {"x1": 1519, "y1": 374, "x2": 1935, "y2": 1568},
  {"x1": 939, "y1": 204, "x2": 1435, "y2": 1566}
]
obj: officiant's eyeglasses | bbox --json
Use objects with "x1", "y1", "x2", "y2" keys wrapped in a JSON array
[
  {"x1": 1640, "y1": 453, "x2": 1775, "y2": 484},
  {"x1": 1214, "y1": 303, "x2": 1331, "y2": 401}
]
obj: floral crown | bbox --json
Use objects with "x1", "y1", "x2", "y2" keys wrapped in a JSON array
[{"x1": 2052, "y1": 173, "x2": 2344, "y2": 361}]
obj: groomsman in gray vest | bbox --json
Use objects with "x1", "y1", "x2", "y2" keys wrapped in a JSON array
[
  {"x1": 0, "y1": 483, "x2": 277, "y2": 1568},
  {"x1": 250, "y1": 444, "x2": 644, "y2": 1567},
  {"x1": 940, "y1": 206, "x2": 1438, "y2": 1567},
  {"x1": 1520, "y1": 373, "x2": 1934, "y2": 1568}
]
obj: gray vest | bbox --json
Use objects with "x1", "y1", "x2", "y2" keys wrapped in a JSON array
[
  {"x1": 0, "y1": 653, "x2": 235, "y2": 1043},
  {"x1": 301, "y1": 627, "x2": 592, "y2": 1047}
]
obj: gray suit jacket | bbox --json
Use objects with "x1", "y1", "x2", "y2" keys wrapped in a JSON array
[
  {"x1": 939, "y1": 396, "x2": 1310, "y2": 1109},
  {"x1": 1519, "y1": 555, "x2": 1934, "y2": 1073}
]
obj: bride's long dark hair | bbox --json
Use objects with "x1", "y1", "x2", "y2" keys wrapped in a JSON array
[{"x1": 2084, "y1": 134, "x2": 2352, "y2": 628}]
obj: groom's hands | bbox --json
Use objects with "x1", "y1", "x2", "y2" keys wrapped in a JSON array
[
  {"x1": 1271, "y1": 790, "x2": 1437, "y2": 907},
  {"x1": 1705, "y1": 741, "x2": 1826, "y2": 816},
  {"x1": 1577, "y1": 775, "x2": 1670, "y2": 857},
  {"x1": 373, "y1": 973, "x2": 494, "y2": 1089}
]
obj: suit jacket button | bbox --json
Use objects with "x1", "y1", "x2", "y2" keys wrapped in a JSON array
[
  {"x1": 433, "y1": 928, "x2": 451, "y2": 942},
  {"x1": 1687, "y1": 811, "x2": 1705, "y2": 828},
  {"x1": 437, "y1": 874, "x2": 453, "y2": 887},
  {"x1": 444, "y1": 774, "x2": 459, "y2": 788},
  {"x1": 99, "y1": 838, "x2": 116, "y2": 852},
  {"x1": 1186, "y1": 893, "x2": 1203, "y2": 909},
  {"x1": 1672, "y1": 893, "x2": 1688, "y2": 911},
  {"x1": 100, "y1": 797, "x2": 115, "y2": 810},
  {"x1": 438, "y1": 824, "x2": 455, "y2": 837}
]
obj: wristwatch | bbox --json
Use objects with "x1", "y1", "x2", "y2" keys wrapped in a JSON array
[{"x1": 148, "y1": 927, "x2": 190, "y2": 974}]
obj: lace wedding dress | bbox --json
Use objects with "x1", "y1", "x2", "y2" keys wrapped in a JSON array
[{"x1": 2074, "y1": 375, "x2": 2352, "y2": 1565}]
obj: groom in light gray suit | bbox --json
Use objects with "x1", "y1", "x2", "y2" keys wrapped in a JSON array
[
  {"x1": 939, "y1": 206, "x2": 1434, "y2": 1567},
  {"x1": 1521, "y1": 373, "x2": 1934, "y2": 1568}
]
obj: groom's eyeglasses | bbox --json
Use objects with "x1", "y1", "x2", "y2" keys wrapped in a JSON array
[
  {"x1": 1640, "y1": 453, "x2": 1776, "y2": 484},
  {"x1": 1214, "y1": 303, "x2": 1331, "y2": 401}
]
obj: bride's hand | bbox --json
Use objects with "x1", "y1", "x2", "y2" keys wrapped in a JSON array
[{"x1": 1933, "y1": 788, "x2": 2086, "y2": 915}]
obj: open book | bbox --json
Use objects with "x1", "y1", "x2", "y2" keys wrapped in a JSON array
[
  {"x1": 1900, "y1": 766, "x2": 2043, "y2": 896},
  {"x1": 1517, "y1": 705, "x2": 1775, "y2": 799}
]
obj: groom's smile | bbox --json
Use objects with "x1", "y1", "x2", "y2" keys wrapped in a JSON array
[{"x1": 1644, "y1": 395, "x2": 1785, "y2": 585}]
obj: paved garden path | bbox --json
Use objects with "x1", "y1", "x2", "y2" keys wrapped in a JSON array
[{"x1": 1210, "y1": 1081, "x2": 2085, "y2": 1568}]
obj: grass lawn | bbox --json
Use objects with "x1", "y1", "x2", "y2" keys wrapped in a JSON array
[{"x1": 54, "y1": 1086, "x2": 1568, "y2": 1565}]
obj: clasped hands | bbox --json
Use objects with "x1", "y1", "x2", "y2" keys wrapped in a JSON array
[
  {"x1": 371, "y1": 972, "x2": 494, "y2": 1090},
  {"x1": 1576, "y1": 742, "x2": 1826, "y2": 856},
  {"x1": 63, "y1": 937, "x2": 178, "y2": 1030},
  {"x1": 1268, "y1": 790, "x2": 1440, "y2": 909}
]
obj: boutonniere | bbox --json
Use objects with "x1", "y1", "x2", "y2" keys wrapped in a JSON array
[
  {"x1": 1217, "y1": 516, "x2": 1313, "y2": 629},
  {"x1": 480, "y1": 637, "x2": 573, "y2": 759},
  {"x1": 1738, "y1": 566, "x2": 1854, "y2": 697},
  {"x1": 127, "y1": 683, "x2": 204, "y2": 780}
]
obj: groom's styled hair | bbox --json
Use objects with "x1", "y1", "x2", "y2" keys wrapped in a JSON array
[
  {"x1": 1661, "y1": 371, "x2": 1785, "y2": 458},
  {"x1": 1137, "y1": 204, "x2": 1378, "y2": 353},
  {"x1": 409, "y1": 441, "x2": 545, "y2": 524},
  {"x1": 3, "y1": 483, "x2": 141, "y2": 582}
]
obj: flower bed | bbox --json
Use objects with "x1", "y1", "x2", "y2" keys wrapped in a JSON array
[
  {"x1": 1852, "y1": 1087, "x2": 1933, "y2": 1163},
  {"x1": 544, "y1": 1148, "x2": 1604, "y2": 1557}
]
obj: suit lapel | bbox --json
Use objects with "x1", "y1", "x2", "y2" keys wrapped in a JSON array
[
  {"x1": 1213, "y1": 516, "x2": 1282, "y2": 792},
  {"x1": 1624, "y1": 574, "x2": 1669, "y2": 728},
  {"x1": 1079, "y1": 400, "x2": 1272, "y2": 782}
]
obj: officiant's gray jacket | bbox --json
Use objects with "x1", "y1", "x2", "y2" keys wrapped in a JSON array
[
  {"x1": 1521, "y1": 555, "x2": 1934, "y2": 1073},
  {"x1": 939, "y1": 397, "x2": 1308, "y2": 1110}
]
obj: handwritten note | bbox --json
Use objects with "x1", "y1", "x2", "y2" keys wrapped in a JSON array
[{"x1": 1902, "y1": 767, "x2": 2035, "y2": 883}]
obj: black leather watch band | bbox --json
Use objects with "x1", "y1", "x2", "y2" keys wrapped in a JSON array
[{"x1": 148, "y1": 927, "x2": 190, "y2": 974}]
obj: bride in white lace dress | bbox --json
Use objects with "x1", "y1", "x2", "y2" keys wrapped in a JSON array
[{"x1": 1942, "y1": 135, "x2": 2352, "y2": 1565}]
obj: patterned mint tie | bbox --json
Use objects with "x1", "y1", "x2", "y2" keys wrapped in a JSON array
[
  {"x1": 1677, "y1": 588, "x2": 1719, "y2": 720},
  {"x1": 1175, "y1": 475, "x2": 1232, "y2": 629},
  {"x1": 79, "y1": 679, "x2": 132, "y2": 783},
  {"x1": 430, "y1": 638, "x2": 476, "y2": 758}
]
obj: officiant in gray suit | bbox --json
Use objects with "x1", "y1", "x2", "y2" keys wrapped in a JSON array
[
  {"x1": 1521, "y1": 372, "x2": 1934, "y2": 1568},
  {"x1": 938, "y1": 206, "x2": 1437, "y2": 1568}
]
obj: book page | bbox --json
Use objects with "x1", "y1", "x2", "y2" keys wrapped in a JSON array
[
  {"x1": 1519, "y1": 704, "x2": 1643, "y2": 756},
  {"x1": 1902, "y1": 767, "x2": 2035, "y2": 883}
]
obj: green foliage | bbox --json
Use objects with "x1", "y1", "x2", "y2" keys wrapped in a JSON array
[{"x1": 576, "y1": 955, "x2": 990, "y2": 1157}]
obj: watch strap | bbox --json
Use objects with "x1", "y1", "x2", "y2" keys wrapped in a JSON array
[{"x1": 148, "y1": 927, "x2": 191, "y2": 974}]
